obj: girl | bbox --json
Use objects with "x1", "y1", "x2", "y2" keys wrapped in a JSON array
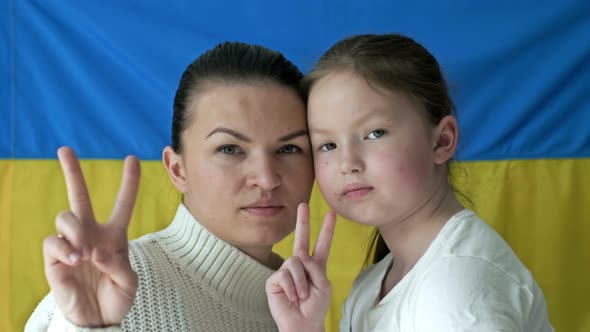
[
  {"x1": 26, "y1": 41, "x2": 314, "y2": 331},
  {"x1": 267, "y1": 34, "x2": 554, "y2": 331}
]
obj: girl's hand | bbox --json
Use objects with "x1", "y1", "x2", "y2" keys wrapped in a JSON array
[
  {"x1": 43, "y1": 147, "x2": 140, "y2": 327},
  {"x1": 266, "y1": 203, "x2": 336, "y2": 332}
]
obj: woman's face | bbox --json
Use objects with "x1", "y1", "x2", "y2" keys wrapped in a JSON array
[{"x1": 164, "y1": 82, "x2": 314, "y2": 263}]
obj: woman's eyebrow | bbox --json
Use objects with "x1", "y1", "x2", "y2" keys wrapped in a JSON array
[
  {"x1": 206, "y1": 128, "x2": 307, "y2": 142},
  {"x1": 278, "y1": 129, "x2": 308, "y2": 142},
  {"x1": 207, "y1": 127, "x2": 251, "y2": 142}
]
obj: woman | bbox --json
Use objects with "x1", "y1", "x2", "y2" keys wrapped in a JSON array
[{"x1": 26, "y1": 41, "x2": 314, "y2": 331}]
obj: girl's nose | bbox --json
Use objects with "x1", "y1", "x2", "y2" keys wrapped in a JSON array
[{"x1": 339, "y1": 147, "x2": 365, "y2": 174}]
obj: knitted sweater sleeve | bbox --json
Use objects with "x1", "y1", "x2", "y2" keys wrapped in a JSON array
[{"x1": 25, "y1": 292, "x2": 122, "y2": 332}]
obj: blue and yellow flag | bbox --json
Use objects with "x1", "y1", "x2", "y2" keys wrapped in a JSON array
[{"x1": 1, "y1": 2, "x2": 589, "y2": 331}]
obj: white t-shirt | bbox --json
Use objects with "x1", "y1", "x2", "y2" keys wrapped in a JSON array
[{"x1": 340, "y1": 209, "x2": 554, "y2": 332}]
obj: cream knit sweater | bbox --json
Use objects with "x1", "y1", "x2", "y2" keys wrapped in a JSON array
[{"x1": 25, "y1": 204, "x2": 281, "y2": 331}]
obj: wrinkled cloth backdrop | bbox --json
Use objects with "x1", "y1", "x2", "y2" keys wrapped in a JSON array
[{"x1": 1, "y1": 1, "x2": 589, "y2": 331}]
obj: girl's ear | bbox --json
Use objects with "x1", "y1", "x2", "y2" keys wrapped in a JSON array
[
  {"x1": 432, "y1": 115, "x2": 459, "y2": 165},
  {"x1": 163, "y1": 146, "x2": 188, "y2": 193}
]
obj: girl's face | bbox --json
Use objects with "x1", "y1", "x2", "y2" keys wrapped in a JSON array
[
  {"x1": 308, "y1": 71, "x2": 448, "y2": 227},
  {"x1": 164, "y1": 82, "x2": 314, "y2": 262}
]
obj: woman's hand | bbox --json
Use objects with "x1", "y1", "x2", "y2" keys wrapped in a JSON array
[
  {"x1": 266, "y1": 203, "x2": 336, "y2": 332},
  {"x1": 43, "y1": 147, "x2": 140, "y2": 327}
]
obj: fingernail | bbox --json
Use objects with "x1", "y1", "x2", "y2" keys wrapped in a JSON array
[
  {"x1": 69, "y1": 252, "x2": 80, "y2": 263},
  {"x1": 299, "y1": 290, "x2": 308, "y2": 299}
]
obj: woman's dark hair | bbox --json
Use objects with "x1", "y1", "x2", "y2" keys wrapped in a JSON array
[
  {"x1": 172, "y1": 41, "x2": 305, "y2": 152},
  {"x1": 303, "y1": 33, "x2": 467, "y2": 266}
]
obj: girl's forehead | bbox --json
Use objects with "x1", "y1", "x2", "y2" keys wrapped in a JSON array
[{"x1": 309, "y1": 72, "x2": 428, "y2": 116}]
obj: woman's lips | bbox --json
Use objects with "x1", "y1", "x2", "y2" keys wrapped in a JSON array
[{"x1": 242, "y1": 205, "x2": 284, "y2": 217}]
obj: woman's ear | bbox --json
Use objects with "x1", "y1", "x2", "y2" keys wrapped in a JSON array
[
  {"x1": 432, "y1": 115, "x2": 459, "y2": 165},
  {"x1": 163, "y1": 146, "x2": 188, "y2": 193}
]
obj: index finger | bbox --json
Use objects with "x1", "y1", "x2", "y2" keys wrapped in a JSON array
[
  {"x1": 57, "y1": 146, "x2": 95, "y2": 222},
  {"x1": 293, "y1": 203, "x2": 310, "y2": 256},
  {"x1": 109, "y1": 155, "x2": 141, "y2": 228},
  {"x1": 312, "y1": 211, "x2": 336, "y2": 262}
]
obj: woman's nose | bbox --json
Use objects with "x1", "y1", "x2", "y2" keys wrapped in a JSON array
[{"x1": 246, "y1": 155, "x2": 281, "y2": 190}]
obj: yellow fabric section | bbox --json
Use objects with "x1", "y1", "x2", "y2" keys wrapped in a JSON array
[
  {"x1": 1, "y1": 161, "x2": 15, "y2": 331},
  {"x1": 1, "y1": 158, "x2": 589, "y2": 331},
  {"x1": 452, "y1": 159, "x2": 590, "y2": 332}
]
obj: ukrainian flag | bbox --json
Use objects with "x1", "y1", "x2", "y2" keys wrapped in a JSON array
[{"x1": 1, "y1": 2, "x2": 589, "y2": 331}]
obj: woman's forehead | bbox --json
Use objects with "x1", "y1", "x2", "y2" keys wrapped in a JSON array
[
  {"x1": 184, "y1": 83, "x2": 307, "y2": 138},
  {"x1": 193, "y1": 82, "x2": 302, "y2": 112}
]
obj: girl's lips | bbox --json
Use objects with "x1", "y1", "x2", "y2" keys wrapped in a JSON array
[
  {"x1": 343, "y1": 187, "x2": 373, "y2": 199},
  {"x1": 341, "y1": 183, "x2": 374, "y2": 199}
]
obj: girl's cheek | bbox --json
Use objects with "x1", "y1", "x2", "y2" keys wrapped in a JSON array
[
  {"x1": 398, "y1": 153, "x2": 433, "y2": 188},
  {"x1": 315, "y1": 163, "x2": 335, "y2": 191},
  {"x1": 314, "y1": 157, "x2": 330, "y2": 176}
]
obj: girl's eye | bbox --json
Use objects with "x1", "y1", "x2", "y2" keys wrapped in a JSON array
[
  {"x1": 278, "y1": 144, "x2": 302, "y2": 154},
  {"x1": 218, "y1": 145, "x2": 243, "y2": 154},
  {"x1": 319, "y1": 142, "x2": 337, "y2": 151},
  {"x1": 367, "y1": 129, "x2": 386, "y2": 140}
]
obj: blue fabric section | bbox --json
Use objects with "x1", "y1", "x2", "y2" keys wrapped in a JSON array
[
  {"x1": 0, "y1": 0, "x2": 12, "y2": 158},
  {"x1": 2, "y1": 1, "x2": 590, "y2": 160}
]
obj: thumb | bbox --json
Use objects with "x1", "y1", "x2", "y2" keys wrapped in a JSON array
[{"x1": 93, "y1": 248, "x2": 138, "y2": 297}]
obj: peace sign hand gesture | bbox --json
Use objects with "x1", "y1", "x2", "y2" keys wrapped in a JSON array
[
  {"x1": 43, "y1": 147, "x2": 140, "y2": 327},
  {"x1": 266, "y1": 203, "x2": 336, "y2": 332}
]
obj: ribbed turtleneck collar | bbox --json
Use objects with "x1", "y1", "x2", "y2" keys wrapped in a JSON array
[{"x1": 155, "y1": 204, "x2": 280, "y2": 318}]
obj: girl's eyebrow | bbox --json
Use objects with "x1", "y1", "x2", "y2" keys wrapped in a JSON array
[
  {"x1": 310, "y1": 107, "x2": 392, "y2": 135},
  {"x1": 309, "y1": 127, "x2": 331, "y2": 135},
  {"x1": 206, "y1": 127, "x2": 308, "y2": 142}
]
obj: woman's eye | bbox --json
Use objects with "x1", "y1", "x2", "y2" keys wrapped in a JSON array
[
  {"x1": 278, "y1": 144, "x2": 302, "y2": 154},
  {"x1": 218, "y1": 145, "x2": 243, "y2": 154},
  {"x1": 319, "y1": 142, "x2": 337, "y2": 151},
  {"x1": 367, "y1": 129, "x2": 386, "y2": 140}
]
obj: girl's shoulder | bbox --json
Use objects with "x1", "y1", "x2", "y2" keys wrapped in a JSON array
[
  {"x1": 435, "y1": 210, "x2": 535, "y2": 286},
  {"x1": 412, "y1": 254, "x2": 551, "y2": 331}
]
